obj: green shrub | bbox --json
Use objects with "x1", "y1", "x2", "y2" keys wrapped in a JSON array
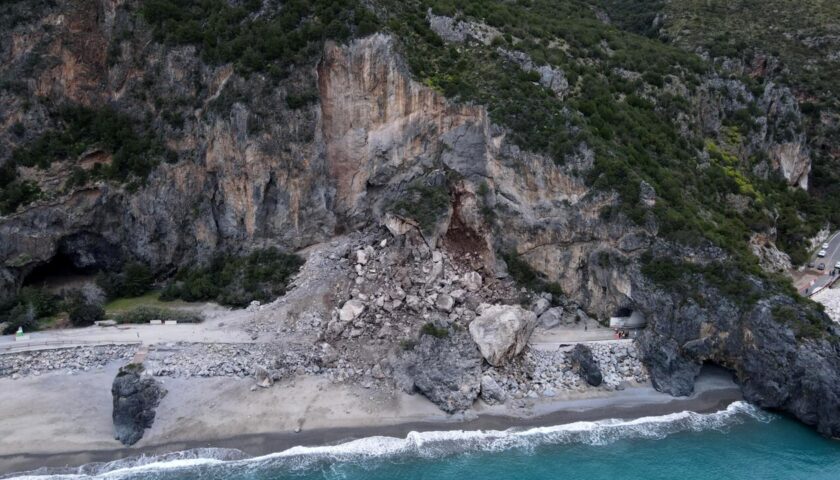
[
  {"x1": 11, "y1": 106, "x2": 166, "y2": 183},
  {"x1": 420, "y1": 322, "x2": 449, "y2": 338},
  {"x1": 0, "y1": 180, "x2": 41, "y2": 214},
  {"x1": 161, "y1": 248, "x2": 304, "y2": 307},
  {"x1": 772, "y1": 304, "x2": 830, "y2": 340},
  {"x1": 139, "y1": 0, "x2": 380, "y2": 76},
  {"x1": 286, "y1": 90, "x2": 319, "y2": 109},
  {"x1": 0, "y1": 287, "x2": 60, "y2": 334},
  {"x1": 114, "y1": 306, "x2": 202, "y2": 324},
  {"x1": 389, "y1": 183, "x2": 450, "y2": 235},
  {"x1": 16, "y1": 287, "x2": 60, "y2": 318},
  {"x1": 97, "y1": 262, "x2": 155, "y2": 299},
  {"x1": 122, "y1": 263, "x2": 155, "y2": 297},
  {"x1": 62, "y1": 290, "x2": 105, "y2": 327},
  {"x1": 0, "y1": 303, "x2": 37, "y2": 335},
  {"x1": 502, "y1": 252, "x2": 564, "y2": 300}
]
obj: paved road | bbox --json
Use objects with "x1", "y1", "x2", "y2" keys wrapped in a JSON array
[
  {"x1": 799, "y1": 230, "x2": 840, "y2": 296},
  {"x1": 0, "y1": 314, "x2": 256, "y2": 353}
]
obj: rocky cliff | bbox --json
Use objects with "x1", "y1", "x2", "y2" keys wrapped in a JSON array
[{"x1": 2, "y1": 0, "x2": 839, "y2": 438}]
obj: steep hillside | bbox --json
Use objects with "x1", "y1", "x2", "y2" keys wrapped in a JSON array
[
  {"x1": 1, "y1": 0, "x2": 839, "y2": 436},
  {"x1": 599, "y1": 0, "x2": 840, "y2": 262}
]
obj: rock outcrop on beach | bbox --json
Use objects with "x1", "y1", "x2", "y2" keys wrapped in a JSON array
[
  {"x1": 570, "y1": 344, "x2": 603, "y2": 387},
  {"x1": 395, "y1": 330, "x2": 483, "y2": 413},
  {"x1": 111, "y1": 364, "x2": 167, "y2": 446}
]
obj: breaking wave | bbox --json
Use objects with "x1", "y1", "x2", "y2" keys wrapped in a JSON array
[{"x1": 5, "y1": 401, "x2": 773, "y2": 479}]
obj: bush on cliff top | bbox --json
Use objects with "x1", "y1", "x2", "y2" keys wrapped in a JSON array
[
  {"x1": 140, "y1": 0, "x2": 380, "y2": 76},
  {"x1": 160, "y1": 247, "x2": 304, "y2": 307}
]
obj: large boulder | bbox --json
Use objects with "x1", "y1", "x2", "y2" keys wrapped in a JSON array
[
  {"x1": 538, "y1": 307, "x2": 564, "y2": 329},
  {"x1": 395, "y1": 330, "x2": 482, "y2": 413},
  {"x1": 570, "y1": 344, "x2": 603, "y2": 386},
  {"x1": 111, "y1": 364, "x2": 167, "y2": 446},
  {"x1": 480, "y1": 374, "x2": 507, "y2": 405},
  {"x1": 469, "y1": 305, "x2": 537, "y2": 366}
]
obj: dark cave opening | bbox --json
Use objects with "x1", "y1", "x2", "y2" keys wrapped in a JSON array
[
  {"x1": 21, "y1": 233, "x2": 123, "y2": 292},
  {"x1": 696, "y1": 361, "x2": 741, "y2": 390},
  {"x1": 22, "y1": 252, "x2": 100, "y2": 291}
]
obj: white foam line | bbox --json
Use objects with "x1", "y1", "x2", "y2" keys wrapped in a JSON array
[{"x1": 6, "y1": 401, "x2": 771, "y2": 480}]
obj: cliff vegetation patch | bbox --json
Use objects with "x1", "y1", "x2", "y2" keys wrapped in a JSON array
[
  {"x1": 1, "y1": 107, "x2": 168, "y2": 214},
  {"x1": 140, "y1": 0, "x2": 380, "y2": 76}
]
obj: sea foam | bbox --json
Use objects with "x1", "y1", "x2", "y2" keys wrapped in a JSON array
[{"x1": 4, "y1": 401, "x2": 773, "y2": 480}]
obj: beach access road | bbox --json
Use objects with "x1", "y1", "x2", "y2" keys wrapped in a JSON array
[{"x1": 0, "y1": 309, "x2": 259, "y2": 354}]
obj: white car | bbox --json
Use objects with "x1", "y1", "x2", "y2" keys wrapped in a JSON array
[
  {"x1": 835, "y1": 261, "x2": 840, "y2": 270},
  {"x1": 818, "y1": 250, "x2": 827, "y2": 258},
  {"x1": 823, "y1": 243, "x2": 830, "y2": 250}
]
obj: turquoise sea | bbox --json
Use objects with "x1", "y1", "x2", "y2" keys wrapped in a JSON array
[{"x1": 8, "y1": 402, "x2": 840, "y2": 480}]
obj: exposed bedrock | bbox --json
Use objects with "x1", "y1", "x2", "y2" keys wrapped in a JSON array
[{"x1": 633, "y1": 267, "x2": 840, "y2": 437}]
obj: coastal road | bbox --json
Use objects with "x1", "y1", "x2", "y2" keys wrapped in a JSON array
[
  {"x1": 797, "y1": 230, "x2": 840, "y2": 296},
  {"x1": 0, "y1": 312, "x2": 256, "y2": 353}
]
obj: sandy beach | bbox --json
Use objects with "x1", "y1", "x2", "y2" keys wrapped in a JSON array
[{"x1": 0, "y1": 365, "x2": 741, "y2": 474}]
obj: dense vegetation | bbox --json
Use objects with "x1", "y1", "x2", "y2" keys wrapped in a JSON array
[
  {"x1": 160, "y1": 248, "x2": 304, "y2": 307},
  {"x1": 598, "y1": 0, "x2": 840, "y2": 262},
  {"x1": 140, "y1": 0, "x2": 379, "y2": 76},
  {"x1": 97, "y1": 262, "x2": 156, "y2": 300},
  {"x1": 115, "y1": 306, "x2": 202, "y2": 324},
  {"x1": 0, "y1": 286, "x2": 104, "y2": 334},
  {"x1": 503, "y1": 252, "x2": 564, "y2": 301},
  {"x1": 1, "y1": 107, "x2": 168, "y2": 214},
  {"x1": 129, "y1": 0, "x2": 833, "y2": 273}
]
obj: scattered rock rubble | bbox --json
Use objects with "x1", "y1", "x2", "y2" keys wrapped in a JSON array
[
  {"x1": 0, "y1": 229, "x2": 650, "y2": 415},
  {"x1": 482, "y1": 343, "x2": 648, "y2": 401},
  {"x1": 0, "y1": 345, "x2": 137, "y2": 379}
]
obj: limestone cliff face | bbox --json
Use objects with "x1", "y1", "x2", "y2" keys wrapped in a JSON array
[
  {"x1": 2, "y1": 16, "x2": 641, "y2": 321},
  {"x1": 317, "y1": 34, "x2": 485, "y2": 224}
]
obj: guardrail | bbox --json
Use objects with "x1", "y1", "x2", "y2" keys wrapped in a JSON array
[{"x1": 0, "y1": 339, "x2": 141, "y2": 354}]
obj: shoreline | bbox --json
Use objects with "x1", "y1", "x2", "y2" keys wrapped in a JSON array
[{"x1": 1, "y1": 379, "x2": 742, "y2": 475}]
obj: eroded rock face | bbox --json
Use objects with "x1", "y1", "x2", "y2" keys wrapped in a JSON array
[
  {"x1": 633, "y1": 264, "x2": 840, "y2": 437},
  {"x1": 469, "y1": 305, "x2": 537, "y2": 366},
  {"x1": 395, "y1": 331, "x2": 482, "y2": 413},
  {"x1": 111, "y1": 364, "x2": 166, "y2": 446}
]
